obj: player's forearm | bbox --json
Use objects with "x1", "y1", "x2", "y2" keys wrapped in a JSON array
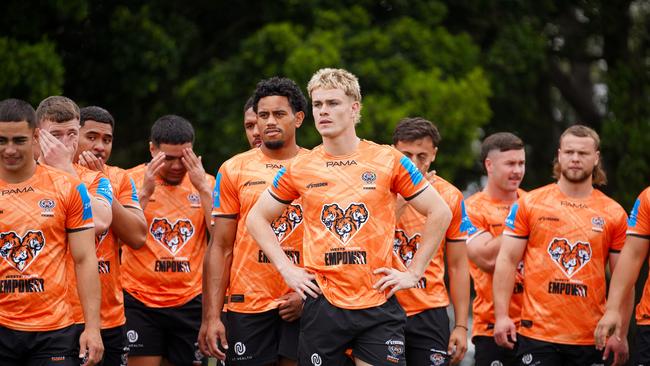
[
  {"x1": 448, "y1": 246, "x2": 470, "y2": 326},
  {"x1": 202, "y1": 241, "x2": 232, "y2": 321},
  {"x1": 492, "y1": 251, "x2": 517, "y2": 319},
  {"x1": 75, "y1": 257, "x2": 102, "y2": 330},
  {"x1": 198, "y1": 184, "x2": 214, "y2": 231},
  {"x1": 91, "y1": 198, "x2": 112, "y2": 233},
  {"x1": 619, "y1": 288, "x2": 635, "y2": 335},
  {"x1": 409, "y1": 205, "x2": 451, "y2": 277},
  {"x1": 246, "y1": 214, "x2": 295, "y2": 274},
  {"x1": 111, "y1": 202, "x2": 146, "y2": 249}
]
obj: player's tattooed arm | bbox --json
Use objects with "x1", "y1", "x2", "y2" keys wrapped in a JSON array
[
  {"x1": 200, "y1": 216, "x2": 237, "y2": 360},
  {"x1": 181, "y1": 148, "x2": 213, "y2": 229},
  {"x1": 139, "y1": 152, "x2": 166, "y2": 209},
  {"x1": 69, "y1": 228, "x2": 104, "y2": 365},
  {"x1": 492, "y1": 235, "x2": 527, "y2": 350},
  {"x1": 247, "y1": 190, "x2": 322, "y2": 300}
]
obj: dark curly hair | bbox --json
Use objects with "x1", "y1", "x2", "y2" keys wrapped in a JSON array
[
  {"x1": 252, "y1": 77, "x2": 307, "y2": 114},
  {"x1": 150, "y1": 115, "x2": 194, "y2": 146},
  {"x1": 80, "y1": 106, "x2": 115, "y2": 129}
]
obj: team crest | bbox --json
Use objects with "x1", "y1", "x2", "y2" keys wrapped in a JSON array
[
  {"x1": 547, "y1": 238, "x2": 592, "y2": 277},
  {"x1": 150, "y1": 218, "x2": 195, "y2": 255},
  {"x1": 187, "y1": 193, "x2": 201, "y2": 207},
  {"x1": 320, "y1": 202, "x2": 369, "y2": 245},
  {"x1": 39, "y1": 198, "x2": 55, "y2": 217},
  {"x1": 393, "y1": 229, "x2": 420, "y2": 267},
  {"x1": 0, "y1": 230, "x2": 45, "y2": 272},
  {"x1": 271, "y1": 204, "x2": 303, "y2": 242},
  {"x1": 591, "y1": 216, "x2": 605, "y2": 232},
  {"x1": 430, "y1": 352, "x2": 446, "y2": 366}
]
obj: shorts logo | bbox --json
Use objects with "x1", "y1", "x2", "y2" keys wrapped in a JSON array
[
  {"x1": 320, "y1": 202, "x2": 369, "y2": 245},
  {"x1": 490, "y1": 361, "x2": 504, "y2": 366},
  {"x1": 0, "y1": 230, "x2": 45, "y2": 272},
  {"x1": 234, "y1": 342, "x2": 246, "y2": 356},
  {"x1": 385, "y1": 339, "x2": 404, "y2": 363},
  {"x1": 150, "y1": 218, "x2": 195, "y2": 255},
  {"x1": 522, "y1": 353, "x2": 533, "y2": 365},
  {"x1": 310, "y1": 353, "x2": 322, "y2": 366},
  {"x1": 547, "y1": 238, "x2": 592, "y2": 278},
  {"x1": 430, "y1": 352, "x2": 446, "y2": 366},
  {"x1": 393, "y1": 229, "x2": 420, "y2": 267},
  {"x1": 120, "y1": 346, "x2": 128, "y2": 366},
  {"x1": 193, "y1": 342, "x2": 204, "y2": 362},
  {"x1": 271, "y1": 204, "x2": 303, "y2": 243},
  {"x1": 126, "y1": 330, "x2": 138, "y2": 343},
  {"x1": 39, "y1": 198, "x2": 55, "y2": 217}
]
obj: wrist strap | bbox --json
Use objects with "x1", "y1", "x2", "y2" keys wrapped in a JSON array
[{"x1": 455, "y1": 324, "x2": 468, "y2": 331}]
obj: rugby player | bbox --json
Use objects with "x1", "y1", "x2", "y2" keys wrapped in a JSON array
[
  {"x1": 493, "y1": 125, "x2": 631, "y2": 365},
  {"x1": 246, "y1": 68, "x2": 452, "y2": 366},
  {"x1": 243, "y1": 97, "x2": 261, "y2": 149}
]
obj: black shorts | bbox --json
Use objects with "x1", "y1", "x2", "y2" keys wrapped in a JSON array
[
  {"x1": 124, "y1": 291, "x2": 204, "y2": 365},
  {"x1": 472, "y1": 335, "x2": 518, "y2": 366},
  {"x1": 299, "y1": 295, "x2": 407, "y2": 366},
  {"x1": 99, "y1": 325, "x2": 128, "y2": 366},
  {"x1": 225, "y1": 309, "x2": 299, "y2": 365},
  {"x1": 634, "y1": 324, "x2": 650, "y2": 365},
  {"x1": 0, "y1": 324, "x2": 79, "y2": 366},
  {"x1": 516, "y1": 334, "x2": 603, "y2": 366},
  {"x1": 404, "y1": 307, "x2": 451, "y2": 366}
]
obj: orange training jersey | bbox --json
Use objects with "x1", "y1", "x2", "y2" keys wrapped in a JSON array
[
  {"x1": 394, "y1": 175, "x2": 467, "y2": 316},
  {"x1": 121, "y1": 164, "x2": 214, "y2": 308},
  {"x1": 628, "y1": 187, "x2": 650, "y2": 324},
  {"x1": 212, "y1": 148, "x2": 307, "y2": 313},
  {"x1": 269, "y1": 140, "x2": 430, "y2": 310},
  {"x1": 95, "y1": 165, "x2": 142, "y2": 328},
  {"x1": 503, "y1": 184, "x2": 627, "y2": 345},
  {"x1": 464, "y1": 189, "x2": 526, "y2": 338},
  {"x1": 0, "y1": 164, "x2": 94, "y2": 331},
  {"x1": 68, "y1": 164, "x2": 114, "y2": 324}
]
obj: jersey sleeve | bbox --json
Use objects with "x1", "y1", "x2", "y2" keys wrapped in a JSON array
[
  {"x1": 391, "y1": 151, "x2": 429, "y2": 200},
  {"x1": 87, "y1": 171, "x2": 114, "y2": 206},
  {"x1": 65, "y1": 181, "x2": 95, "y2": 232},
  {"x1": 268, "y1": 164, "x2": 300, "y2": 204},
  {"x1": 608, "y1": 205, "x2": 628, "y2": 253},
  {"x1": 117, "y1": 171, "x2": 141, "y2": 209},
  {"x1": 446, "y1": 194, "x2": 467, "y2": 242},
  {"x1": 628, "y1": 188, "x2": 650, "y2": 239},
  {"x1": 212, "y1": 162, "x2": 241, "y2": 218},
  {"x1": 503, "y1": 197, "x2": 530, "y2": 239},
  {"x1": 464, "y1": 199, "x2": 487, "y2": 243}
]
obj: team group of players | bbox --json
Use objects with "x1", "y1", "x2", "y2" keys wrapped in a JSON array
[{"x1": 0, "y1": 67, "x2": 649, "y2": 366}]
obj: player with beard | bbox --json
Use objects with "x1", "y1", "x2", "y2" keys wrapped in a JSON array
[
  {"x1": 74, "y1": 106, "x2": 147, "y2": 366},
  {"x1": 121, "y1": 115, "x2": 214, "y2": 366},
  {"x1": 493, "y1": 125, "x2": 631, "y2": 365},
  {"x1": 245, "y1": 68, "x2": 451, "y2": 366},
  {"x1": 243, "y1": 97, "x2": 262, "y2": 149},
  {"x1": 464, "y1": 132, "x2": 526, "y2": 366},
  {"x1": 200, "y1": 77, "x2": 307, "y2": 366}
]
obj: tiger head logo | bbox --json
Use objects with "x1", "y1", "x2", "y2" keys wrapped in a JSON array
[
  {"x1": 0, "y1": 231, "x2": 45, "y2": 272},
  {"x1": 150, "y1": 218, "x2": 195, "y2": 255},
  {"x1": 320, "y1": 202, "x2": 369, "y2": 245},
  {"x1": 271, "y1": 204, "x2": 303, "y2": 242},
  {"x1": 547, "y1": 238, "x2": 592, "y2": 277},
  {"x1": 393, "y1": 229, "x2": 420, "y2": 267}
]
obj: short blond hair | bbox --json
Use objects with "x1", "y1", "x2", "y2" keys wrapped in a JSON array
[{"x1": 307, "y1": 68, "x2": 362, "y2": 102}]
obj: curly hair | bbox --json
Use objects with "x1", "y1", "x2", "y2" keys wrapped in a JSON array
[{"x1": 252, "y1": 77, "x2": 307, "y2": 114}]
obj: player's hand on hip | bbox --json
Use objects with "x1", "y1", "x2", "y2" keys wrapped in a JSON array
[
  {"x1": 277, "y1": 291, "x2": 304, "y2": 322},
  {"x1": 372, "y1": 267, "x2": 420, "y2": 298},
  {"x1": 199, "y1": 317, "x2": 228, "y2": 360},
  {"x1": 79, "y1": 328, "x2": 104, "y2": 366},
  {"x1": 448, "y1": 326, "x2": 468, "y2": 364},
  {"x1": 181, "y1": 148, "x2": 210, "y2": 191},
  {"x1": 493, "y1": 316, "x2": 517, "y2": 349},
  {"x1": 603, "y1": 332, "x2": 628, "y2": 366},
  {"x1": 280, "y1": 265, "x2": 321, "y2": 300},
  {"x1": 595, "y1": 309, "x2": 622, "y2": 350}
]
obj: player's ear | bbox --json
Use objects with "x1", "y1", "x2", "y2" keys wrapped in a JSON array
[
  {"x1": 149, "y1": 141, "x2": 157, "y2": 157},
  {"x1": 294, "y1": 111, "x2": 305, "y2": 128}
]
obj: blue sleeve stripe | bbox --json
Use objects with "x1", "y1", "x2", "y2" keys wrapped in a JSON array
[
  {"x1": 213, "y1": 172, "x2": 222, "y2": 209},
  {"x1": 96, "y1": 177, "x2": 113, "y2": 205},
  {"x1": 76, "y1": 183, "x2": 93, "y2": 220},
  {"x1": 628, "y1": 198, "x2": 641, "y2": 227},
  {"x1": 273, "y1": 167, "x2": 286, "y2": 189},
  {"x1": 505, "y1": 202, "x2": 519, "y2": 230},
  {"x1": 129, "y1": 178, "x2": 140, "y2": 203},
  {"x1": 399, "y1": 156, "x2": 423, "y2": 186},
  {"x1": 460, "y1": 200, "x2": 478, "y2": 235}
]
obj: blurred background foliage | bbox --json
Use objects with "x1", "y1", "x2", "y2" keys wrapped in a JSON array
[{"x1": 1, "y1": 0, "x2": 649, "y2": 207}]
